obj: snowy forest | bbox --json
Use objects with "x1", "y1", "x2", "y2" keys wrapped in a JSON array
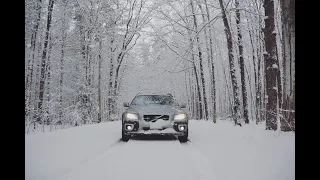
[{"x1": 25, "y1": 0, "x2": 295, "y2": 133}]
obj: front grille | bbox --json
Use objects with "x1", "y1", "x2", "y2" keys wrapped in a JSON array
[{"x1": 143, "y1": 115, "x2": 169, "y2": 122}]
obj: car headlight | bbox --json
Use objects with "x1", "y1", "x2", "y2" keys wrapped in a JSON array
[
  {"x1": 174, "y1": 113, "x2": 187, "y2": 121},
  {"x1": 125, "y1": 113, "x2": 138, "y2": 120}
]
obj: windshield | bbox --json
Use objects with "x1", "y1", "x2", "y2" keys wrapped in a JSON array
[{"x1": 131, "y1": 95, "x2": 179, "y2": 106}]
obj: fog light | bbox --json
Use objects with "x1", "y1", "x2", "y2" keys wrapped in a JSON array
[
  {"x1": 180, "y1": 126, "x2": 185, "y2": 130},
  {"x1": 126, "y1": 125, "x2": 132, "y2": 130}
]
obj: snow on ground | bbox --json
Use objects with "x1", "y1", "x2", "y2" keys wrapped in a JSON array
[
  {"x1": 25, "y1": 120, "x2": 294, "y2": 180},
  {"x1": 25, "y1": 122, "x2": 122, "y2": 180},
  {"x1": 188, "y1": 120, "x2": 295, "y2": 180}
]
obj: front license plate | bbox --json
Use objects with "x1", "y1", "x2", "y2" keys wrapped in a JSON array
[{"x1": 150, "y1": 121, "x2": 163, "y2": 129}]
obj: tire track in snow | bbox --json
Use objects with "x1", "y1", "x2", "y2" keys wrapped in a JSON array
[
  {"x1": 179, "y1": 140, "x2": 218, "y2": 180},
  {"x1": 123, "y1": 136, "x2": 195, "y2": 180},
  {"x1": 51, "y1": 138, "x2": 127, "y2": 180},
  {"x1": 54, "y1": 136, "x2": 217, "y2": 180}
]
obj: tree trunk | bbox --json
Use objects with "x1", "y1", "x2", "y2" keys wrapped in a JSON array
[
  {"x1": 184, "y1": 60, "x2": 191, "y2": 115},
  {"x1": 26, "y1": 0, "x2": 42, "y2": 89},
  {"x1": 190, "y1": 0, "x2": 208, "y2": 120},
  {"x1": 256, "y1": 51, "x2": 262, "y2": 124},
  {"x1": 85, "y1": 29, "x2": 92, "y2": 87},
  {"x1": 189, "y1": 65, "x2": 196, "y2": 119},
  {"x1": 98, "y1": 40, "x2": 103, "y2": 123},
  {"x1": 257, "y1": 16, "x2": 264, "y2": 124},
  {"x1": 204, "y1": 0, "x2": 217, "y2": 123},
  {"x1": 247, "y1": 20, "x2": 259, "y2": 123},
  {"x1": 26, "y1": 0, "x2": 43, "y2": 119},
  {"x1": 113, "y1": 53, "x2": 125, "y2": 118},
  {"x1": 218, "y1": 0, "x2": 241, "y2": 125},
  {"x1": 280, "y1": 0, "x2": 295, "y2": 131},
  {"x1": 187, "y1": 27, "x2": 202, "y2": 119},
  {"x1": 263, "y1": 0, "x2": 280, "y2": 130},
  {"x1": 45, "y1": 34, "x2": 53, "y2": 125},
  {"x1": 235, "y1": 0, "x2": 249, "y2": 124},
  {"x1": 79, "y1": 17, "x2": 86, "y2": 64},
  {"x1": 59, "y1": 0, "x2": 67, "y2": 121},
  {"x1": 114, "y1": 51, "x2": 123, "y2": 94},
  {"x1": 108, "y1": 32, "x2": 115, "y2": 120},
  {"x1": 37, "y1": 0, "x2": 55, "y2": 122},
  {"x1": 198, "y1": 1, "x2": 216, "y2": 122}
]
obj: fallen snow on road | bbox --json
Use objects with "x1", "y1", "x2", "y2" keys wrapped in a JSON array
[{"x1": 25, "y1": 120, "x2": 294, "y2": 180}]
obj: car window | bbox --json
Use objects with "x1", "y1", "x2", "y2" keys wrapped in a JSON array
[{"x1": 131, "y1": 95, "x2": 179, "y2": 106}]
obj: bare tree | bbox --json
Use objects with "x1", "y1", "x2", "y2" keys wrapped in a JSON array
[
  {"x1": 24, "y1": 0, "x2": 294, "y2": 132},
  {"x1": 204, "y1": 0, "x2": 217, "y2": 123},
  {"x1": 218, "y1": 0, "x2": 241, "y2": 125},
  {"x1": 25, "y1": 0, "x2": 43, "y2": 118},
  {"x1": 197, "y1": 0, "x2": 216, "y2": 122},
  {"x1": 235, "y1": 0, "x2": 249, "y2": 124},
  {"x1": 190, "y1": 0, "x2": 208, "y2": 120},
  {"x1": 59, "y1": 0, "x2": 67, "y2": 121},
  {"x1": 98, "y1": 38, "x2": 103, "y2": 123},
  {"x1": 37, "y1": 0, "x2": 55, "y2": 123}
]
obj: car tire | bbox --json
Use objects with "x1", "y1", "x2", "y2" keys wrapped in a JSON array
[
  {"x1": 122, "y1": 128, "x2": 130, "y2": 142},
  {"x1": 178, "y1": 129, "x2": 188, "y2": 143}
]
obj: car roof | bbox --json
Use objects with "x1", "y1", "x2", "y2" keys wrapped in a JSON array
[
  {"x1": 137, "y1": 94, "x2": 171, "y2": 96},
  {"x1": 134, "y1": 93, "x2": 173, "y2": 97}
]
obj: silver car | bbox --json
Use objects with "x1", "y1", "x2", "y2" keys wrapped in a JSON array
[{"x1": 121, "y1": 94, "x2": 189, "y2": 142}]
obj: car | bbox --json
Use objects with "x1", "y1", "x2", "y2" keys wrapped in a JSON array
[{"x1": 121, "y1": 93, "x2": 189, "y2": 142}]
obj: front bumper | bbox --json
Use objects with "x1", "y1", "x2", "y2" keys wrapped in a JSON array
[{"x1": 123, "y1": 120, "x2": 188, "y2": 136}]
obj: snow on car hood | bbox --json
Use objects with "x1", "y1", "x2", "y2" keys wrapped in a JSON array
[{"x1": 125, "y1": 105, "x2": 184, "y2": 116}]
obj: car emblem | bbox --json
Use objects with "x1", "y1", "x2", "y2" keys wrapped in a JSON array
[{"x1": 151, "y1": 115, "x2": 164, "y2": 122}]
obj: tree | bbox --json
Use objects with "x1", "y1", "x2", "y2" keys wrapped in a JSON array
[
  {"x1": 263, "y1": 0, "x2": 281, "y2": 130},
  {"x1": 218, "y1": 0, "x2": 241, "y2": 125},
  {"x1": 190, "y1": 0, "x2": 208, "y2": 120},
  {"x1": 235, "y1": 0, "x2": 249, "y2": 124},
  {"x1": 197, "y1": 0, "x2": 216, "y2": 122},
  {"x1": 25, "y1": 0, "x2": 43, "y2": 120},
  {"x1": 37, "y1": 0, "x2": 55, "y2": 123},
  {"x1": 98, "y1": 38, "x2": 103, "y2": 123},
  {"x1": 59, "y1": 0, "x2": 67, "y2": 121},
  {"x1": 203, "y1": 0, "x2": 217, "y2": 123},
  {"x1": 24, "y1": 0, "x2": 294, "y2": 132},
  {"x1": 280, "y1": 0, "x2": 295, "y2": 131}
]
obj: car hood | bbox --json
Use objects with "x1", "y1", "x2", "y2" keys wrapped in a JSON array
[{"x1": 125, "y1": 105, "x2": 184, "y2": 116}]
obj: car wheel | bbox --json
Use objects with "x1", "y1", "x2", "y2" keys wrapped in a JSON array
[
  {"x1": 122, "y1": 128, "x2": 130, "y2": 142},
  {"x1": 178, "y1": 129, "x2": 188, "y2": 143}
]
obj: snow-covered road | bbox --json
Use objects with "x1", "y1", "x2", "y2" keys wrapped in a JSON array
[
  {"x1": 52, "y1": 137, "x2": 217, "y2": 180},
  {"x1": 25, "y1": 120, "x2": 294, "y2": 180}
]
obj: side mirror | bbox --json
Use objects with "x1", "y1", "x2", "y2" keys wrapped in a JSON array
[
  {"x1": 123, "y1": 102, "x2": 130, "y2": 107},
  {"x1": 180, "y1": 103, "x2": 186, "y2": 108}
]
